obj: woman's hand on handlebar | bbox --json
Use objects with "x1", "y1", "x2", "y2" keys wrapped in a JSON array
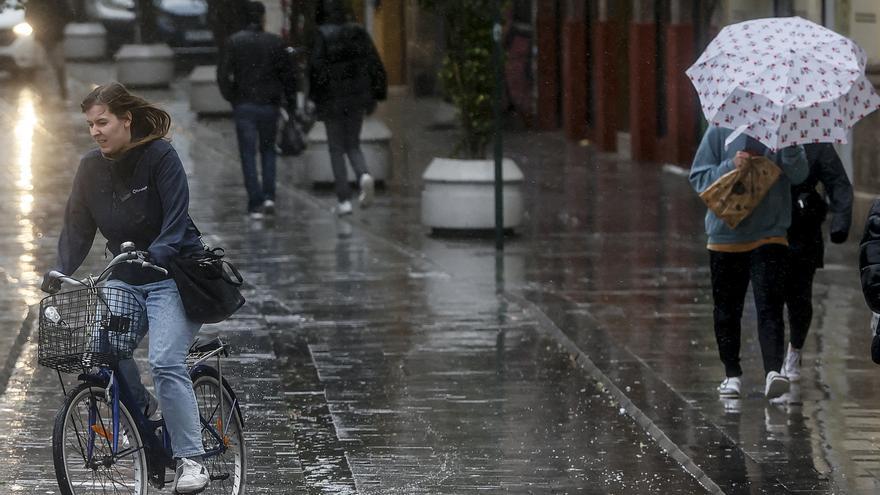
[
  {"x1": 40, "y1": 272, "x2": 62, "y2": 294},
  {"x1": 125, "y1": 251, "x2": 168, "y2": 276}
]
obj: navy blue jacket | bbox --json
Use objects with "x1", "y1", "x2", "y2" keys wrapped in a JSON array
[{"x1": 55, "y1": 139, "x2": 203, "y2": 285}]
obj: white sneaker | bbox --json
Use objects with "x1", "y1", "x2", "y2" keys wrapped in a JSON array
[
  {"x1": 782, "y1": 344, "x2": 802, "y2": 381},
  {"x1": 174, "y1": 458, "x2": 209, "y2": 494},
  {"x1": 717, "y1": 376, "x2": 741, "y2": 398},
  {"x1": 263, "y1": 199, "x2": 276, "y2": 215},
  {"x1": 765, "y1": 371, "x2": 790, "y2": 400},
  {"x1": 358, "y1": 173, "x2": 375, "y2": 208},
  {"x1": 336, "y1": 200, "x2": 353, "y2": 216}
]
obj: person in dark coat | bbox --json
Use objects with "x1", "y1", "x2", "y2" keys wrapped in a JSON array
[
  {"x1": 860, "y1": 198, "x2": 880, "y2": 364},
  {"x1": 309, "y1": 0, "x2": 386, "y2": 215},
  {"x1": 782, "y1": 143, "x2": 853, "y2": 380},
  {"x1": 217, "y1": 0, "x2": 297, "y2": 218},
  {"x1": 25, "y1": 0, "x2": 73, "y2": 99}
]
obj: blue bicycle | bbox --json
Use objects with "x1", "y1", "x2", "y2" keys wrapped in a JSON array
[{"x1": 38, "y1": 244, "x2": 247, "y2": 495}]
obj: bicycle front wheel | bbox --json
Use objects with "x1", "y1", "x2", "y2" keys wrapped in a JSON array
[
  {"x1": 192, "y1": 367, "x2": 247, "y2": 495},
  {"x1": 52, "y1": 383, "x2": 148, "y2": 495}
]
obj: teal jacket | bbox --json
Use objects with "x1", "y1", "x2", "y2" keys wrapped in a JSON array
[{"x1": 689, "y1": 127, "x2": 808, "y2": 246}]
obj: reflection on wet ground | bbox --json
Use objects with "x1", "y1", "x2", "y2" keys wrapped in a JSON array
[{"x1": 0, "y1": 60, "x2": 877, "y2": 493}]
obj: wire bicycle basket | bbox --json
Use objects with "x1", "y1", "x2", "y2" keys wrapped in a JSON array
[{"x1": 38, "y1": 286, "x2": 148, "y2": 373}]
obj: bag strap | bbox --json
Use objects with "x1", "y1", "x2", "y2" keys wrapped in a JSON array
[
  {"x1": 200, "y1": 247, "x2": 243, "y2": 286},
  {"x1": 220, "y1": 260, "x2": 244, "y2": 286}
]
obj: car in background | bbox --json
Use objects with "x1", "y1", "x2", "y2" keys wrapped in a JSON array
[
  {"x1": 0, "y1": 5, "x2": 45, "y2": 78},
  {"x1": 79, "y1": 0, "x2": 136, "y2": 51},
  {"x1": 154, "y1": 0, "x2": 215, "y2": 57},
  {"x1": 81, "y1": 0, "x2": 215, "y2": 58}
]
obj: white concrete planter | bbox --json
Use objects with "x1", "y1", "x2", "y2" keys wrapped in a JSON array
[
  {"x1": 188, "y1": 65, "x2": 231, "y2": 116},
  {"x1": 304, "y1": 118, "x2": 391, "y2": 184},
  {"x1": 64, "y1": 23, "x2": 106, "y2": 60},
  {"x1": 421, "y1": 157, "x2": 524, "y2": 231},
  {"x1": 114, "y1": 44, "x2": 174, "y2": 88}
]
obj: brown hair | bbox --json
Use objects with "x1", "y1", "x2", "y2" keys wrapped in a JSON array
[{"x1": 81, "y1": 82, "x2": 171, "y2": 149}]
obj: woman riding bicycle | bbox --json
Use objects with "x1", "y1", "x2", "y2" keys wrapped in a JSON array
[{"x1": 41, "y1": 82, "x2": 210, "y2": 494}]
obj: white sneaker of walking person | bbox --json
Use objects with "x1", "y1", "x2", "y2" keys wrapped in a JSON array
[
  {"x1": 336, "y1": 200, "x2": 353, "y2": 216},
  {"x1": 764, "y1": 371, "x2": 790, "y2": 400},
  {"x1": 717, "y1": 376, "x2": 741, "y2": 398},
  {"x1": 263, "y1": 199, "x2": 276, "y2": 215},
  {"x1": 782, "y1": 344, "x2": 802, "y2": 381},
  {"x1": 358, "y1": 173, "x2": 375, "y2": 208},
  {"x1": 174, "y1": 458, "x2": 209, "y2": 494}
]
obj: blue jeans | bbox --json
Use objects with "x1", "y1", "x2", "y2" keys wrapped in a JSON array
[
  {"x1": 234, "y1": 103, "x2": 279, "y2": 212},
  {"x1": 107, "y1": 278, "x2": 205, "y2": 459}
]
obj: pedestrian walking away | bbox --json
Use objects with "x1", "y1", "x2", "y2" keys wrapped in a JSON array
[
  {"x1": 41, "y1": 83, "x2": 211, "y2": 494},
  {"x1": 25, "y1": 0, "x2": 73, "y2": 100},
  {"x1": 309, "y1": 0, "x2": 387, "y2": 216},
  {"x1": 782, "y1": 143, "x2": 852, "y2": 381},
  {"x1": 217, "y1": 0, "x2": 298, "y2": 219},
  {"x1": 689, "y1": 129, "x2": 808, "y2": 402}
]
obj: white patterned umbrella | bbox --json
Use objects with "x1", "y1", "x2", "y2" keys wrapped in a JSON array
[{"x1": 686, "y1": 16, "x2": 880, "y2": 150}]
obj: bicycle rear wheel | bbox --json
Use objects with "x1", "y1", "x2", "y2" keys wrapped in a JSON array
[
  {"x1": 192, "y1": 367, "x2": 247, "y2": 495},
  {"x1": 52, "y1": 383, "x2": 147, "y2": 495}
]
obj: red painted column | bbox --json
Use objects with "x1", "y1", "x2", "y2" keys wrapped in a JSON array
[
  {"x1": 561, "y1": 13, "x2": 588, "y2": 140},
  {"x1": 666, "y1": 2, "x2": 697, "y2": 165},
  {"x1": 592, "y1": 19, "x2": 620, "y2": 151},
  {"x1": 535, "y1": 0, "x2": 559, "y2": 131},
  {"x1": 628, "y1": 3, "x2": 657, "y2": 162}
]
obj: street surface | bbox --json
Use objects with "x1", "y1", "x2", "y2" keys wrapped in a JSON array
[{"x1": 0, "y1": 60, "x2": 874, "y2": 494}]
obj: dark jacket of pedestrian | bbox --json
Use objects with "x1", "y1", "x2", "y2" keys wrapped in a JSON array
[
  {"x1": 789, "y1": 143, "x2": 853, "y2": 268},
  {"x1": 308, "y1": 22, "x2": 386, "y2": 120},
  {"x1": 217, "y1": 23, "x2": 297, "y2": 106},
  {"x1": 25, "y1": 0, "x2": 74, "y2": 46},
  {"x1": 860, "y1": 201, "x2": 880, "y2": 313},
  {"x1": 55, "y1": 139, "x2": 204, "y2": 286}
]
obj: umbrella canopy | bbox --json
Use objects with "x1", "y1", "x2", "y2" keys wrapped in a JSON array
[{"x1": 687, "y1": 16, "x2": 880, "y2": 150}]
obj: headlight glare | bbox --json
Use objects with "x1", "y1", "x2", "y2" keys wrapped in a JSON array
[{"x1": 13, "y1": 22, "x2": 33, "y2": 37}]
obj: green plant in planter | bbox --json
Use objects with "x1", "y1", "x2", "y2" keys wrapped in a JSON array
[{"x1": 421, "y1": 0, "x2": 498, "y2": 159}]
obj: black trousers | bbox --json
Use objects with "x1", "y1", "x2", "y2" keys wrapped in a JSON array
[
  {"x1": 325, "y1": 110, "x2": 369, "y2": 202},
  {"x1": 709, "y1": 244, "x2": 788, "y2": 377},
  {"x1": 784, "y1": 237, "x2": 821, "y2": 351}
]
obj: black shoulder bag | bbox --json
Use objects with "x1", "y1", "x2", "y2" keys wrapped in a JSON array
[{"x1": 170, "y1": 246, "x2": 246, "y2": 324}]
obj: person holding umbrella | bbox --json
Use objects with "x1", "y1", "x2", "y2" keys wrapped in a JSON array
[
  {"x1": 686, "y1": 16, "x2": 880, "y2": 401},
  {"x1": 690, "y1": 132, "x2": 807, "y2": 401}
]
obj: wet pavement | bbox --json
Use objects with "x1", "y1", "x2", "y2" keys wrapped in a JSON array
[{"x1": 0, "y1": 58, "x2": 875, "y2": 494}]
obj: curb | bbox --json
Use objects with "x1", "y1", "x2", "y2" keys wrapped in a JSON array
[{"x1": 506, "y1": 291, "x2": 725, "y2": 495}]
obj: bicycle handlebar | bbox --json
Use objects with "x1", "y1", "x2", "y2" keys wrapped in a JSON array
[{"x1": 48, "y1": 248, "x2": 169, "y2": 288}]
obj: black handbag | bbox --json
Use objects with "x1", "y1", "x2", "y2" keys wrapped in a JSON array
[
  {"x1": 278, "y1": 108, "x2": 306, "y2": 156},
  {"x1": 170, "y1": 247, "x2": 245, "y2": 324}
]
